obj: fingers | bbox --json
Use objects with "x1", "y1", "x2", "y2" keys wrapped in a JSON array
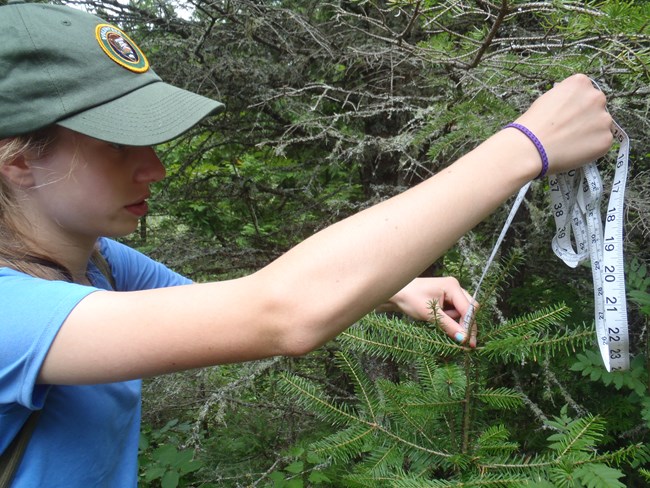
[
  {"x1": 515, "y1": 73, "x2": 614, "y2": 175},
  {"x1": 389, "y1": 277, "x2": 478, "y2": 347},
  {"x1": 429, "y1": 279, "x2": 477, "y2": 348}
]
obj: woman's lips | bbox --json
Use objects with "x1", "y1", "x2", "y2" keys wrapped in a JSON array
[{"x1": 125, "y1": 200, "x2": 149, "y2": 217}]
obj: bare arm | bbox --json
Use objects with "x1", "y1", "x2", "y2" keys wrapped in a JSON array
[{"x1": 39, "y1": 74, "x2": 613, "y2": 384}]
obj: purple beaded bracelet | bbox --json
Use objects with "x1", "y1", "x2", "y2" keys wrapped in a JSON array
[{"x1": 504, "y1": 123, "x2": 549, "y2": 179}]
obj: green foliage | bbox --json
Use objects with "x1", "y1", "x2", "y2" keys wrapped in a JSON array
[
  {"x1": 275, "y1": 250, "x2": 648, "y2": 485},
  {"x1": 572, "y1": 464, "x2": 626, "y2": 488},
  {"x1": 267, "y1": 447, "x2": 331, "y2": 488},
  {"x1": 570, "y1": 351, "x2": 647, "y2": 396},
  {"x1": 640, "y1": 467, "x2": 650, "y2": 481},
  {"x1": 627, "y1": 258, "x2": 650, "y2": 317},
  {"x1": 279, "y1": 330, "x2": 643, "y2": 485},
  {"x1": 139, "y1": 419, "x2": 203, "y2": 488},
  {"x1": 158, "y1": 142, "x2": 362, "y2": 248},
  {"x1": 97, "y1": 0, "x2": 650, "y2": 486}
]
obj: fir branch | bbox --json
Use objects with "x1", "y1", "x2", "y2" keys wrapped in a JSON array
[
  {"x1": 476, "y1": 424, "x2": 520, "y2": 456},
  {"x1": 279, "y1": 372, "x2": 364, "y2": 427},
  {"x1": 481, "y1": 304, "x2": 571, "y2": 343},
  {"x1": 542, "y1": 358, "x2": 587, "y2": 417},
  {"x1": 547, "y1": 415, "x2": 605, "y2": 459},
  {"x1": 362, "y1": 443, "x2": 402, "y2": 476},
  {"x1": 473, "y1": 441, "x2": 638, "y2": 481},
  {"x1": 336, "y1": 351, "x2": 381, "y2": 422},
  {"x1": 376, "y1": 424, "x2": 454, "y2": 459},
  {"x1": 416, "y1": 356, "x2": 439, "y2": 394},
  {"x1": 341, "y1": 314, "x2": 463, "y2": 363},
  {"x1": 390, "y1": 394, "x2": 465, "y2": 411},
  {"x1": 280, "y1": 373, "x2": 454, "y2": 459},
  {"x1": 467, "y1": 0, "x2": 509, "y2": 69},
  {"x1": 310, "y1": 424, "x2": 378, "y2": 463},
  {"x1": 461, "y1": 355, "x2": 472, "y2": 454},
  {"x1": 391, "y1": 472, "x2": 531, "y2": 487},
  {"x1": 640, "y1": 467, "x2": 650, "y2": 482},
  {"x1": 481, "y1": 323, "x2": 593, "y2": 364},
  {"x1": 584, "y1": 442, "x2": 647, "y2": 469},
  {"x1": 474, "y1": 387, "x2": 524, "y2": 411},
  {"x1": 381, "y1": 384, "x2": 440, "y2": 449}
]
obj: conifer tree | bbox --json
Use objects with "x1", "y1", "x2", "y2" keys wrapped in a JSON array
[{"x1": 278, "y1": 254, "x2": 650, "y2": 486}]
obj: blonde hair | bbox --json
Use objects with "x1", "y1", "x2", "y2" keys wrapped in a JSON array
[{"x1": 0, "y1": 130, "x2": 114, "y2": 286}]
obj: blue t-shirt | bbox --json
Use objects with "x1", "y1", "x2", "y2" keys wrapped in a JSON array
[{"x1": 0, "y1": 238, "x2": 192, "y2": 487}]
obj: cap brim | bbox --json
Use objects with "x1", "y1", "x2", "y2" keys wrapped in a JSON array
[{"x1": 56, "y1": 81, "x2": 224, "y2": 146}]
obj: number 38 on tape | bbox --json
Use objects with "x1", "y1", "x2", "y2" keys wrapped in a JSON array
[
  {"x1": 549, "y1": 122, "x2": 629, "y2": 371},
  {"x1": 463, "y1": 119, "x2": 631, "y2": 372}
]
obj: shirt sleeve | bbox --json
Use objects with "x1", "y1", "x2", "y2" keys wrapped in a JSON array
[
  {"x1": 0, "y1": 240, "x2": 191, "y2": 410},
  {"x1": 98, "y1": 238, "x2": 192, "y2": 291},
  {"x1": 0, "y1": 271, "x2": 98, "y2": 409}
]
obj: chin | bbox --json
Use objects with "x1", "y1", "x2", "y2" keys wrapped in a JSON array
[{"x1": 104, "y1": 222, "x2": 141, "y2": 238}]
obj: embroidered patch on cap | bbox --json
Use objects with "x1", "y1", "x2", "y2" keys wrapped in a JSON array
[{"x1": 95, "y1": 24, "x2": 149, "y2": 73}]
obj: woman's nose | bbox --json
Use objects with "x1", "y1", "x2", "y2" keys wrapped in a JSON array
[{"x1": 133, "y1": 147, "x2": 166, "y2": 183}]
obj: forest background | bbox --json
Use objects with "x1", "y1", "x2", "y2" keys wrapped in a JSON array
[{"x1": 23, "y1": 0, "x2": 650, "y2": 486}]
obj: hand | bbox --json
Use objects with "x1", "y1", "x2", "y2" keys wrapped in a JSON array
[
  {"x1": 378, "y1": 277, "x2": 477, "y2": 347},
  {"x1": 514, "y1": 74, "x2": 613, "y2": 175}
]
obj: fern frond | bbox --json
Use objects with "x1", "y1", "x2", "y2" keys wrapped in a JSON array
[
  {"x1": 574, "y1": 463, "x2": 626, "y2": 488},
  {"x1": 571, "y1": 349, "x2": 648, "y2": 396},
  {"x1": 626, "y1": 257, "x2": 650, "y2": 291}
]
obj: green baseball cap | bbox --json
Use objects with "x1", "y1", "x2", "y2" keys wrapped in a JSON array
[{"x1": 0, "y1": 1, "x2": 224, "y2": 146}]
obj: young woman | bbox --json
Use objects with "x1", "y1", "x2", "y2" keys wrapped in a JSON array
[{"x1": 0, "y1": 2, "x2": 613, "y2": 486}]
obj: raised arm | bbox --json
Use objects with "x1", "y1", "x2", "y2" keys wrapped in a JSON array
[{"x1": 39, "y1": 74, "x2": 613, "y2": 385}]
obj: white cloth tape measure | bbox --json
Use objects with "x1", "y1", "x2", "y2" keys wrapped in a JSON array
[{"x1": 462, "y1": 120, "x2": 630, "y2": 372}]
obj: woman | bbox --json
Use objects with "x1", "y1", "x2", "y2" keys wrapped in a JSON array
[{"x1": 0, "y1": 2, "x2": 613, "y2": 486}]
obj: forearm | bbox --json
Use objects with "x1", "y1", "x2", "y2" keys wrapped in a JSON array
[
  {"x1": 260, "y1": 70, "x2": 616, "y2": 350},
  {"x1": 255, "y1": 128, "x2": 540, "y2": 349}
]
